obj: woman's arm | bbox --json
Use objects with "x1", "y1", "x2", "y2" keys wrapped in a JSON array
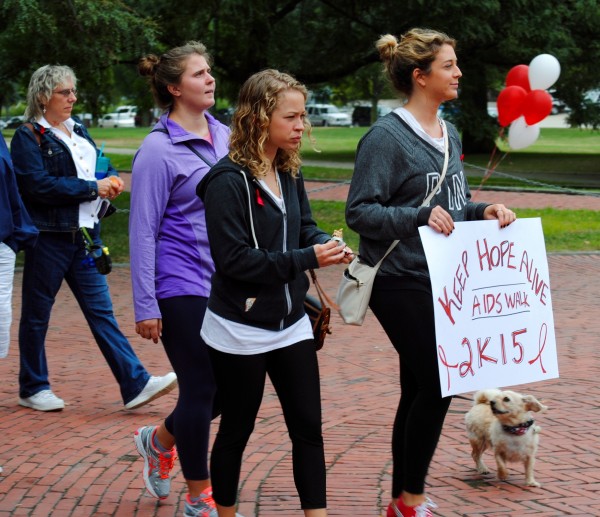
[
  {"x1": 345, "y1": 126, "x2": 421, "y2": 240},
  {"x1": 129, "y1": 146, "x2": 173, "y2": 323},
  {"x1": 10, "y1": 126, "x2": 99, "y2": 205}
]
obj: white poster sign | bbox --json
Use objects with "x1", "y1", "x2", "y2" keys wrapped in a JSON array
[{"x1": 419, "y1": 218, "x2": 558, "y2": 397}]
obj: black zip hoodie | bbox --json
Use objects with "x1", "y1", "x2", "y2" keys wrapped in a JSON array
[{"x1": 196, "y1": 156, "x2": 330, "y2": 331}]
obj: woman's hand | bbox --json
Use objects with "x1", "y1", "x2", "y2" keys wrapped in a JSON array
[
  {"x1": 428, "y1": 206, "x2": 455, "y2": 236},
  {"x1": 109, "y1": 176, "x2": 125, "y2": 194},
  {"x1": 314, "y1": 240, "x2": 354, "y2": 267},
  {"x1": 135, "y1": 319, "x2": 162, "y2": 343},
  {"x1": 483, "y1": 204, "x2": 517, "y2": 228},
  {"x1": 97, "y1": 176, "x2": 124, "y2": 200}
]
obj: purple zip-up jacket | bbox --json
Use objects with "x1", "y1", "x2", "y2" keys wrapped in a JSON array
[{"x1": 129, "y1": 112, "x2": 230, "y2": 323}]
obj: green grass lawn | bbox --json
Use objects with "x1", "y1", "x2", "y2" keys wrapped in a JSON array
[
  {"x1": 7, "y1": 124, "x2": 599, "y2": 265},
  {"x1": 94, "y1": 194, "x2": 598, "y2": 264},
  {"x1": 83, "y1": 124, "x2": 600, "y2": 190},
  {"x1": 84, "y1": 126, "x2": 600, "y2": 260}
]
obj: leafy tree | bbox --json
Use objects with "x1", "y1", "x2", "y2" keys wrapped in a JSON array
[
  {"x1": 0, "y1": 0, "x2": 159, "y2": 120},
  {"x1": 3, "y1": 0, "x2": 598, "y2": 149}
]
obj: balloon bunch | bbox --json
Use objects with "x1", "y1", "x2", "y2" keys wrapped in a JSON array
[
  {"x1": 498, "y1": 54, "x2": 561, "y2": 149},
  {"x1": 474, "y1": 54, "x2": 561, "y2": 197}
]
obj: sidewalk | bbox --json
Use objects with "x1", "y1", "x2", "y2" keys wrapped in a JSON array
[{"x1": 0, "y1": 191, "x2": 598, "y2": 516}]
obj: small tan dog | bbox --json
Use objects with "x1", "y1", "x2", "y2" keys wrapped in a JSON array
[{"x1": 465, "y1": 388, "x2": 548, "y2": 487}]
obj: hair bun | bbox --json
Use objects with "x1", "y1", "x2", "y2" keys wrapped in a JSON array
[
  {"x1": 376, "y1": 34, "x2": 398, "y2": 62},
  {"x1": 138, "y1": 54, "x2": 160, "y2": 76}
]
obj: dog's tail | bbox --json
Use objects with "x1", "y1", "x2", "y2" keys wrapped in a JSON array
[{"x1": 472, "y1": 388, "x2": 502, "y2": 405}]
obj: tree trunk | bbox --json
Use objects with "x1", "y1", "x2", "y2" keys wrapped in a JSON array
[{"x1": 458, "y1": 62, "x2": 498, "y2": 154}]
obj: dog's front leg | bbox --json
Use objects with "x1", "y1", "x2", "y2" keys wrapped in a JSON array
[
  {"x1": 495, "y1": 452, "x2": 509, "y2": 481},
  {"x1": 524, "y1": 456, "x2": 541, "y2": 487}
]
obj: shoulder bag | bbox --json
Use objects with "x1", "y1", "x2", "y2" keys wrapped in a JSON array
[{"x1": 336, "y1": 120, "x2": 449, "y2": 325}]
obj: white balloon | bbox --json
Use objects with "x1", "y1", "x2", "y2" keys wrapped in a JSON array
[
  {"x1": 508, "y1": 116, "x2": 540, "y2": 150},
  {"x1": 528, "y1": 54, "x2": 561, "y2": 90}
]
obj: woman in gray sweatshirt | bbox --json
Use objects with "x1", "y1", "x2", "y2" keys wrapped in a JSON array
[{"x1": 345, "y1": 28, "x2": 516, "y2": 517}]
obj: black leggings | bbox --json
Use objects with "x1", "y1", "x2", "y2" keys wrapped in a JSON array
[
  {"x1": 208, "y1": 339, "x2": 326, "y2": 509},
  {"x1": 159, "y1": 296, "x2": 218, "y2": 481},
  {"x1": 369, "y1": 281, "x2": 452, "y2": 496}
]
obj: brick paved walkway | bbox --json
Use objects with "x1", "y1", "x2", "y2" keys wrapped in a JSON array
[{"x1": 0, "y1": 189, "x2": 598, "y2": 516}]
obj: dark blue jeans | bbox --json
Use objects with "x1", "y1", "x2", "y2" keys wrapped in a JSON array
[{"x1": 18, "y1": 229, "x2": 149, "y2": 403}]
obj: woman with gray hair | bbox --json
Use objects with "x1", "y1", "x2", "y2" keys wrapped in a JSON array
[{"x1": 10, "y1": 64, "x2": 177, "y2": 413}]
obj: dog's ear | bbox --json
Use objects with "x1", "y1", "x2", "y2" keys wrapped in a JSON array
[{"x1": 523, "y1": 395, "x2": 548, "y2": 413}]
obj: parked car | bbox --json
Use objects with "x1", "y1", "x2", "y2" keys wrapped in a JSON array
[
  {"x1": 98, "y1": 114, "x2": 119, "y2": 128},
  {"x1": 98, "y1": 106, "x2": 137, "y2": 128},
  {"x1": 306, "y1": 104, "x2": 351, "y2": 127},
  {"x1": 351, "y1": 105, "x2": 392, "y2": 126},
  {"x1": 6, "y1": 116, "x2": 25, "y2": 129},
  {"x1": 0, "y1": 119, "x2": 7, "y2": 130}
]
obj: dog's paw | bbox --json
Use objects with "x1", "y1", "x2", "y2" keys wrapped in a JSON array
[
  {"x1": 476, "y1": 465, "x2": 490, "y2": 475},
  {"x1": 497, "y1": 469, "x2": 509, "y2": 480},
  {"x1": 526, "y1": 479, "x2": 541, "y2": 487}
]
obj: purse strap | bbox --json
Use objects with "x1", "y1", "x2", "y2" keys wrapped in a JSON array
[
  {"x1": 373, "y1": 118, "x2": 450, "y2": 266},
  {"x1": 309, "y1": 268, "x2": 337, "y2": 311},
  {"x1": 151, "y1": 128, "x2": 216, "y2": 167}
]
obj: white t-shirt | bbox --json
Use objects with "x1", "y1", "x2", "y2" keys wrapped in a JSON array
[
  {"x1": 393, "y1": 107, "x2": 446, "y2": 153},
  {"x1": 40, "y1": 117, "x2": 101, "y2": 228}
]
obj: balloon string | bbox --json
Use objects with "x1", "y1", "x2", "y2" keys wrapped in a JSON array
[{"x1": 472, "y1": 128, "x2": 509, "y2": 199}]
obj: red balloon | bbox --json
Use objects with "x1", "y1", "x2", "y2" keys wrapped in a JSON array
[
  {"x1": 506, "y1": 64, "x2": 531, "y2": 92},
  {"x1": 496, "y1": 86, "x2": 528, "y2": 127},
  {"x1": 523, "y1": 90, "x2": 553, "y2": 125}
]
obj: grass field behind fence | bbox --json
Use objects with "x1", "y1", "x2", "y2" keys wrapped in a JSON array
[
  {"x1": 84, "y1": 126, "x2": 600, "y2": 260},
  {"x1": 6, "y1": 125, "x2": 599, "y2": 263}
]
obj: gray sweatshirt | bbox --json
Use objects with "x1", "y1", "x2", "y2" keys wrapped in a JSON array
[{"x1": 345, "y1": 112, "x2": 488, "y2": 282}]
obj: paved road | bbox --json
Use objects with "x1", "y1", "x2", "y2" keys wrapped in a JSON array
[{"x1": 0, "y1": 189, "x2": 598, "y2": 516}]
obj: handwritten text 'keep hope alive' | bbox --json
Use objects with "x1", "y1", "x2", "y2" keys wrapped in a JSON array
[{"x1": 436, "y1": 237, "x2": 552, "y2": 390}]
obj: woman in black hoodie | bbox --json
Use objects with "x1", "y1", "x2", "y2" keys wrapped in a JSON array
[{"x1": 197, "y1": 69, "x2": 352, "y2": 517}]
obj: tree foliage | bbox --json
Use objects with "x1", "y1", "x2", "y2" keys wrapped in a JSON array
[
  {"x1": 0, "y1": 0, "x2": 159, "y2": 118},
  {"x1": 2, "y1": 0, "x2": 598, "y2": 151}
]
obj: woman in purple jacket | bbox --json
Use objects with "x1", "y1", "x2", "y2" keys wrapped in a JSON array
[{"x1": 129, "y1": 42, "x2": 231, "y2": 517}]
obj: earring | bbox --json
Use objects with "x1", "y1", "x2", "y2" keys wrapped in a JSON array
[{"x1": 43, "y1": 106, "x2": 46, "y2": 114}]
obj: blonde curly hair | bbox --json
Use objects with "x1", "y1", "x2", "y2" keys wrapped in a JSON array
[
  {"x1": 229, "y1": 69, "x2": 311, "y2": 179},
  {"x1": 376, "y1": 28, "x2": 456, "y2": 96}
]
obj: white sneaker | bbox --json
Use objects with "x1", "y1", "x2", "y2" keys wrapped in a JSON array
[
  {"x1": 19, "y1": 389, "x2": 65, "y2": 411},
  {"x1": 125, "y1": 373, "x2": 177, "y2": 410}
]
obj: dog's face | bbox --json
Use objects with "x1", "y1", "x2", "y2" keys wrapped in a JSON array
[{"x1": 488, "y1": 390, "x2": 547, "y2": 426}]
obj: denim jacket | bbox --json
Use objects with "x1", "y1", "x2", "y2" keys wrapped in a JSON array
[{"x1": 10, "y1": 117, "x2": 117, "y2": 232}]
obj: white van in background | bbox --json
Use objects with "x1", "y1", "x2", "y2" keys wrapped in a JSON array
[{"x1": 98, "y1": 105, "x2": 137, "y2": 128}]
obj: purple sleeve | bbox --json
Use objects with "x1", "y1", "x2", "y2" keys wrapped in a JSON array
[{"x1": 129, "y1": 137, "x2": 174, "y2": 323}]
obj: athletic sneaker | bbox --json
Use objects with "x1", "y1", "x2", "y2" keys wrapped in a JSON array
[
  {"x1": 134, "y1": 425, "x2": 177, "y2": 499},
  {"x1": 388, "y1": 497, "x2": 438, "y2": 517},
  {"x1": 183, "y1": 489, "x2": 217, "y2": 517},
  {"x1": 125, "y1": 372, "x2": 178, "y2": 409},
  {"x1": 19, "y1": 389, "x2": 65, "y2": 411},
  {"x1": 183, "y1": 488, "x2": 245, "y2": 517}
]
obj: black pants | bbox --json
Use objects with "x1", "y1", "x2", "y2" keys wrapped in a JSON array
[
  {"x1": 208, "y1": 339, "x2": 326, "y2": 509},
  {"x1": 370, "y1": 279, "x2": 452, "y2": 496},
  {"x1": 159, "y1": 296, "x2": 218, "y2": 480}
]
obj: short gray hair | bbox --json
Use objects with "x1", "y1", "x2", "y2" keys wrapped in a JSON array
[{"x1": 25, "y1": 65, "x2": 77, "y2": 120}]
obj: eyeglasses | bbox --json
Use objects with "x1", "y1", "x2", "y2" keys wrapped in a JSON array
[{"x1": 54, "y1": 88, "x2": 78, "y2": 97}]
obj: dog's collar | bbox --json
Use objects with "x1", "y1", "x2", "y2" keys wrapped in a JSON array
[{"x1": 502, "y1": 419, "x2": 535, "y2": 436}]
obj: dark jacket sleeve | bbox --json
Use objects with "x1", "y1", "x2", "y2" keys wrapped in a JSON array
[
  {"x1": 0, "y1": 137, "x2": 38, "y2": 252},
  {"x1": 10, "y1": 125, "x2": 99, "y2": 206}
]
